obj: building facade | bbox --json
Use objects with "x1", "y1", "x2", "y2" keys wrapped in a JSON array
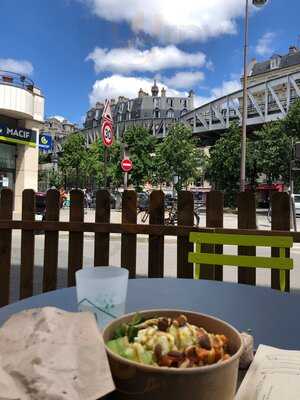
[
  {"x1": 40, "y1": 116, "x2": 77, "y2": 157},
  {"x1": 241, "y1": 45, "x2": 300, "y2": 111},
  {"x1": 83, "y1": 81, "x2": 194, "y2": 145},
  {"x1": 0, "y1": 70, "x2": 44, "y2": 211}
]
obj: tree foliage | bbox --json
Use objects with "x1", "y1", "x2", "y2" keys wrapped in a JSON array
[
  {"x1": 59, "y1": 133, "x2": 86, "y2": 185},
  {"x1": 254, "y1": 122, "x2": 292, "y2": 183},
  {"x1": 123, "y1": 126, "x2": 157, "y2": 190},
  {"x1": 155, "y1": 123, "x2": 201, "y2": 191},
  {"x1": 282, "y1": 99, "x2": 300, "y2": 138},
  {"x1": 206, "y1": 123, "x2": 255, "y2": 206},
  {"x1": 96, "y1": 140, "x2": 123, "y2": 188}
]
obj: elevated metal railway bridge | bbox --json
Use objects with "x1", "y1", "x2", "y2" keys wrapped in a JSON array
[{"x1": 180, "y1": 71, "x2": 300, "y2": 139}]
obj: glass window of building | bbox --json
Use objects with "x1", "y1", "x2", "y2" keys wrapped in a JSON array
[
  {"x1": 153, "y1": 98, "x2": 160, "y2": 108},
  {"x1": 0, "y1": 143, "x2": 16, "y2": 190},
  {"x1": 154, "y1": 108, "x2": 160, "y2": 118},
  {"x1": 167, "y1": 109, "x2": 174, "y2": 118}
]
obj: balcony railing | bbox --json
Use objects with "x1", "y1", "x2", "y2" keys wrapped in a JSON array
[{"x1": 0, "y1": 70, "x2": 34, "y2": 92}]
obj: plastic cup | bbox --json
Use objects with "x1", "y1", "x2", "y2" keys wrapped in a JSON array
[{"x1": 76, "y1": 267, "x2": 129, "y2": 328}]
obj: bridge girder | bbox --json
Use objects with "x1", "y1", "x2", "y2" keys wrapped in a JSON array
[{"x1": 181, "y1": 70, "x2": 300, "y2": 134}]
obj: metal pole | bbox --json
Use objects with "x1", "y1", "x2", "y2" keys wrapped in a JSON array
[
  {"x1": 240, "y1": 0, "x2": 249, "y2": 192},
  {"x1": 290, "y1": 139, "x2": 297, "y2": 231},
  {"x1": 124, "y1": 172, "x2": 128, "y2": 190},
  {"x1": 103, "y1": 147, "x2": 108, "y2": 189}
]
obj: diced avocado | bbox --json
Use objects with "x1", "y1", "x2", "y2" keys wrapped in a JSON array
[
  {"x1": 140, "y1": 350, "x2": 154, "y2": 365},
  {"x1": 122, "y1": 347, "x2": 138, "y2": 362},
  {"x1": 107, "y1": 337, "x2": 129, "y2": 356}
]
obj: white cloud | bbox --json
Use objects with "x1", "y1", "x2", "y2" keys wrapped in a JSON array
[
  {"x1": 49, "y1": 115, "x2": 66, "y2": 122},
  {"x1": 84, "y1": 0, "x2": 248, "y2": 43},
  {"x1": 86, "y1": 45, "x2": 206, "y2": 73},
  {"x1": 163, "y1": 71, "x2": 205, "y2": 89},
  {"x1": 194, "y1": 79, "x2": 241, "y2": 107},
  {"x1": 0, "y1": 58, "x2": 33, "y2": 75},
  {"x1": 211, "y1": 79, "x2": 241, "y2": 98},
  {"x1": 89, "y1": 74, "x2": 187, "y2": 106},
  {"x1": 206, "y1": 60, "x2": 215, "y2": 71},
  {"x1": 89, "y1": 74, "x2": 242, "y2": 109},
  {"x1": 255, "y1": 32, "x2": 276, "y2": 57}
]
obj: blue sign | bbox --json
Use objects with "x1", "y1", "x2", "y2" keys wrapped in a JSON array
[
  {"x1": 39, "y1": 134, "x2": 53, "y2": 151},
  {"x1": 0, "y1": 125, "x2": 36, "y2": 147}
]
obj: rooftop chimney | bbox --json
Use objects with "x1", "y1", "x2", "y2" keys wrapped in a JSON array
[{"x1": 289, "y1": 46, "x2": 299, "y2": 54}]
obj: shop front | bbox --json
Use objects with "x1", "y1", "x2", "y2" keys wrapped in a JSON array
[
  {"x1": 0, "y1": 142, "x2": 16, "y2": 191},
  {"x1": 0, "y1": 117, "x2": 39, "y2": 211}
]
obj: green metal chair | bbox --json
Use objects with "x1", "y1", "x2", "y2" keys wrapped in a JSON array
[{"x1": 188, "y1": 232, "x2": 293, "y2": 292}]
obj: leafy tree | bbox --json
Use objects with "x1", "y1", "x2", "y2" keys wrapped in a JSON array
[
  {"x1": 95, "y1": 140, "x2": 123, "y2": 188},
  {"x1": 39, "y1": 152, "x2": 51, "y2": 164},
  {"x1": 254, "y1": 122, "x2": 292, "y2": 183},
  {"x1": 48, "y1": 170, "x2": 63, "y2": 188},
  {"x1": 123, "y1": 126, "x2": 157, "y2": 190},
  {"x1": 59, "y1": 133, "x2": 86, "y2": 185},
  {"x1": 155, "y1": 123, "x2": 201, "y2": 191},
  {"x1": 206, "y1": 123, "x2": 255, "y2": 206},
  {"x1": 282, "y1": 99, "x2": 300, "y2": 139}
]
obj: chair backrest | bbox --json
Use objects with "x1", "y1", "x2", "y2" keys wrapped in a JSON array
[{"x1": 188, "y1": 232, "x2": 293, "y2": 292}]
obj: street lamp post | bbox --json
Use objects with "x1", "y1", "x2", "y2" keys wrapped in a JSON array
[{"x1": 240, "y1": 0, "x2": 268, "y2": 192}]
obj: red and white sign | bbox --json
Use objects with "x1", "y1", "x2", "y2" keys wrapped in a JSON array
[
  {"x1": 101, "y1": 100, "x2": 114, "y2": 147},
  {"x1": 121, "y1": 158, "x2": 133, "y2": 172}
]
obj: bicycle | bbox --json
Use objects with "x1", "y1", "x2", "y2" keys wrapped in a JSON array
[
  {"x1": 165, "y1": 204, "x2": 200, "y2": 227},
  {"x1": 138, "y1": 207, "x2": 150, "y2": 223}
]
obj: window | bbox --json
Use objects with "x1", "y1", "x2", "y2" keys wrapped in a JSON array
[
  {"x1": 167, "y1": 109, "x2": 174, "y2": 118},
  {"x1": 154, "y1": 108, "x2": 160, "y2": 118},
  {"x1": 168, "y1": 99, "x2": 174, "y2": 107},
  {"x1": 181, "y1": 109, "x2": 188, "y2": 116},
  {"x1": 153, "y1": 98, "x2": 160, "y2": 108},
  {"x1": 270, "y1": 56, "x2": 281, "y2": 70},
  {"x1": 0, "y1": 143, "x2": 16, "y2": 169}
]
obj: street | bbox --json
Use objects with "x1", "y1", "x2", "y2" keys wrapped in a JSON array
[{"x1": 8, "y1": 209, "x2": 300, "y2": 303}]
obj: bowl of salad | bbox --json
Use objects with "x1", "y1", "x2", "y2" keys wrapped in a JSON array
[{"x1": 103, "y1": 309, "x2": 243, "y2": 400}]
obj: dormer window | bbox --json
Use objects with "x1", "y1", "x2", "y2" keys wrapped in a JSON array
[{"x1": 270, "y1": 54, "x2": 281, "y2": 70}]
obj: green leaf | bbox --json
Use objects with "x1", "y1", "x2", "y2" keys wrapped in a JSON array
[{"x1": 113, "y1": 323, "x2": 128, "y2": 339}]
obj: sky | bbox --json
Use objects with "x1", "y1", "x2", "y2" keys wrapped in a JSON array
[{"x1": 0, "y1": 0, "x2": 299, "y2": 125}]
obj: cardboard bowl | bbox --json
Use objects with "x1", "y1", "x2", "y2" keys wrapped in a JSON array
[{"x1": 103, "y1": 309, "x2": 243, "y2": 400}]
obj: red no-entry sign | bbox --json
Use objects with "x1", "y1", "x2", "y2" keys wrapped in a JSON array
[{"x1": 121, "y1": 158, "x2": 133, "y2": 172}]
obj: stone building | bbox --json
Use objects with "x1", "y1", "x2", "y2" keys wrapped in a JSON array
[
  {"x1": 0, "y1": 70, "x2": 44, "y2": 211},
  {"x1": 241, "y1": 45, "x2": 300, "y2": 109},
  {"x1": 40, "y1": 116, "x2": 77, "y2": 154},
  {"x1": 83, "y1": 81, "x2": 194, "y2": 144}
]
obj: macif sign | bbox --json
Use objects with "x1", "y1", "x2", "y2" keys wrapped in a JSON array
[{"x1": 0, "y1": 125, "x2": 37, "y2": 147}]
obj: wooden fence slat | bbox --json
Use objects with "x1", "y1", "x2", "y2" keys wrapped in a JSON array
[
  {"x1": 68, "y1": 190, "x2": 84, "y2": 286},
  {"x1": 0, "y1": 189, "x2": 13, "y2": 306},
  {"x1": 271, "y1": 192, "x2": 290, "y2": 291},
  {"x1": 94, "y1": 190, "x2": 110, "y2": 266},
  {"x1": 238, "y1": 192, "x2": 256, "y2": 286},
  {"x1": 148, "y1": 191, "x2": 164, "y2": 278},
  {"x1": 20, "y1": 189, "x2": 35, "y2": 299},
  {"x1": 43, "y1": 189, "x2": 60, "y2": 292},
  {"x1": 121, "y1": 191, "x2": 137, "y2": 278},
  {"x1": 201, "y1": 191, "x2": 224, "y2": 281},
  {"x1": 177, "y1": 191, "x2": 194, "y2": 278}
]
